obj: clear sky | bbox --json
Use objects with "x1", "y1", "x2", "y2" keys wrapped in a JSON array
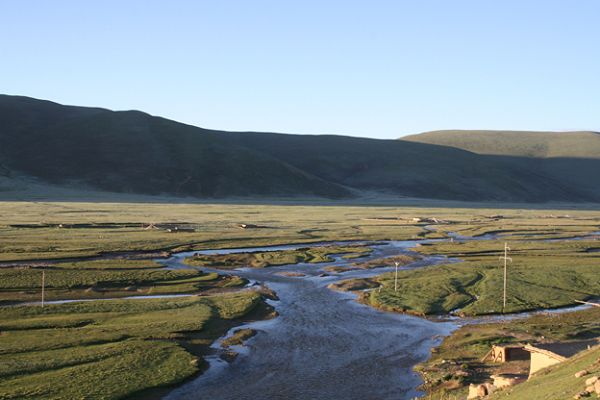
[{"x1": 1, "y1": 1, "x2": 599, "y2": 139}]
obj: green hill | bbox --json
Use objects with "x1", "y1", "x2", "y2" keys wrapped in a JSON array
[
  {"x1": 402, "y1": 129, "x2": 600, "y2": 158},
  {"x1": 2, "y1": 95, "x2": 600, "y2": 202},
  {"x1": 0, "y1": 95, "x2": 350, "y2": 199},
  {"x1": 225, "y1": 131, "x2": 598, "y2": 202}
]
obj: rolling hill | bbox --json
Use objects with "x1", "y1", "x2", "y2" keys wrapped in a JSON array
[
  {"x1": 403, "y1": 129, "x2": 600, "y2": 158},
  {"x1": 1, "y1": 95, "x2": 600, "y2": 202},
  {"x1": 0, "y1": 95, "x2": 350, "y2": 199}
]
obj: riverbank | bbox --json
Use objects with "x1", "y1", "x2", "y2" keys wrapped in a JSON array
[
  {"x1": 0, "y1": 290, "x2": 276, "y2": 399},
  {"x1": 0, "y1": 258, "x2": 248, "y2": 305},
  {"x1": 1, "y1": 201, "x2": 599, "y2": 399},
  {"x1": 319, "y1": 232, "x2": 600, "y2": 398},
  {"x1": 162, "y1": 245, "x2": 456, "y2": 400},
  {"x1": 414, "y1": 307, "x2": 600, "y2": 399},
  {"x1": 335, "y1": 236, "x2": 600, "y2": 316}
]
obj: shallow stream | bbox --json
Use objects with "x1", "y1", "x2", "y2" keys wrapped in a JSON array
[
  {"x1": 15, "y1": 234, "x2": 596, "y2": 399},
  {"x1": 163, "y1": 240, "x2": 456, "y2": 400}
]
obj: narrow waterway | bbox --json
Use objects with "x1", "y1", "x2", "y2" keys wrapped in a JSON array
[
  {"x1": 163, "y1": 240, "x2": 457, "y2": 400},
  {"x1": 12, "y1": 233, "x2": 596, "y2": 398}
]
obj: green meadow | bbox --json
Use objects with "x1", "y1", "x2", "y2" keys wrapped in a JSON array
[
  {"x1": 2, "y1": 201, "x2": 599, "y2": 316},
  {"x1": 0, "y1": 259, "x2": 245, "y2": 304},
  {"x1": 363, "y1": 238, "x2": 600, "y2": 315},
  {"x1": 0, "y1": 200, "x2": 599, "y2": 399},
  {"x1": 0, "y1": 292, "x2": 264, "y2": 399}
]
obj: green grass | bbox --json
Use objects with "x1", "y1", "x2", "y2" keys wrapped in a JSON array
[
  {"x1": 323, "y1": 254, "x2": 416, "y2": 274},
  {"x1": 403, "y1": 129, "x2": 600, "y2": 159},
  {"x1": 184, "y1": 245, "x2": 372, "y2": 268},
  {"x1": 0, "y1": 291, "x2": 263, "y2": 399},
  {"x1": 221, "y1": 328, "x2": 257, "y2": 348},
  {"x1": 0, "y1": 201, "x2": 435, "y2": 262},
  {"x1": 364, "y1": 239, "x2": 600, "y2": 315},
  {"x1": 328, "y1": 278, "x2": 379, "y2": 292},
  {"x1": 2, "y1": 202, "x2": 599, "y2": 312},
  {"x1": 2, "y1": 201, "x2": 598, "y2": 261},
  {"x1": 0, "y1": 259, "x2": 245, "y2": 304},
  {"x1": 0, "y1": 201, "x2": 599, "y2": 399}
]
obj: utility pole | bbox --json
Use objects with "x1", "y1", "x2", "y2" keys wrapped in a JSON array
[
  {"x1": 394, "y1": 261, "x2": 399, "y2": 292},
  {"x1": 499, "y1": 242, "x2": 512, "y2": 312},
  {"x1": 41, "y1": 270, "x2": 45, "y2": 308}
]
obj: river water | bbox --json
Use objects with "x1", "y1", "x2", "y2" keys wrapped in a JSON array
[
  {"x1": 163, "y1": 241, "x2": 457, "y2": 400},
  {"x1": 14, "y1": 235, "x2": 595, "y2": 398}
]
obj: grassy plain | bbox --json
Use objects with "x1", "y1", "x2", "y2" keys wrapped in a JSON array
[
  {"x1": 1, "y1": 200, "x2": 598, "y2": 260},
  {"x1": 362, "y1": 238, "x2": 600, "y2": 315},
  {"x1": 1, "y1": 200, "x2": 599, "y2": 399},
  {"x1": 2, "y1": 201, "x2": 599, "y2": 313},
  {"x1": 0, "y1": 291, "x2": 265, "y2": 399},
  {"x1": 0, "y1": 201, "x2": 431, "y2": 262},
  {"x1": 0, "y1": 259, "x2": 246, "y2": 304}
]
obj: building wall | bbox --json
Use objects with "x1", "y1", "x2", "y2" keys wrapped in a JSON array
[
  {"x1": 529, "y1": 352, "x2": 560, "y2": 376},
  {"x1": 491, "y1": 345, "x2": 530, "y2": 362}
]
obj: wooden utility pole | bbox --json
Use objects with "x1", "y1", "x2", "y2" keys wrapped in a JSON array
[
  {"x1": 41, "y1": 270, "x2": 45, "y2": 308},
  {"x1": 394, "y1": 261, "x2": 400, "y2": 292},
  {"x1": 499, "y1": 242, "x2": 512, "y2": 312}
]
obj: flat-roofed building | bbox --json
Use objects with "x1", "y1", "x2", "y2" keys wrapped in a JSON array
[
  {"x1": 486, "y1": 344, "x2": 530, "y2": 363},
  {"x1": 524, "y1": 339, "x2": 599, "y2": 376}
]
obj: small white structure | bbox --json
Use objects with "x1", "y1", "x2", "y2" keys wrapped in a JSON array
[{"x1": 524, "y1": 340, "x2": 599, "y2": 377}]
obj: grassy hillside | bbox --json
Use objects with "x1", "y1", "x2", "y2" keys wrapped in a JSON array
[
  {"x1": 0, "y1": 96, "x2": 349, "y2": 199},
  {"x1": 403, "y1": 129, "x2": 600, "y2": 158},
  {"x1": 227, "y1": 131, "x2": 586, "y2": 202},
  {"x1": 403, "y1": 130, "x2": 600, "y2": 202},
  {"x1": 3, "y1": 95, "x2": 600, "y2": 202}
]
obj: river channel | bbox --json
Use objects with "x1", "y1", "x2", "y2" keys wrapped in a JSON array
[
  {"x1": 162, "y1": 240, "x2": 457, "y2": 400},
  {"x1": 15, "y1": 235, "x2": 594, "y2": 399}
]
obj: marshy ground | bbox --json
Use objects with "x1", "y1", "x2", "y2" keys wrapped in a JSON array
[{"x1": 0, "y1": 201, "x2": 599, "y2": 399}]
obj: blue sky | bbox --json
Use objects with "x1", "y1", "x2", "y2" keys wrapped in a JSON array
[{"x1": 1, "y1": 1, "x2": 599, "y2": 138}]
